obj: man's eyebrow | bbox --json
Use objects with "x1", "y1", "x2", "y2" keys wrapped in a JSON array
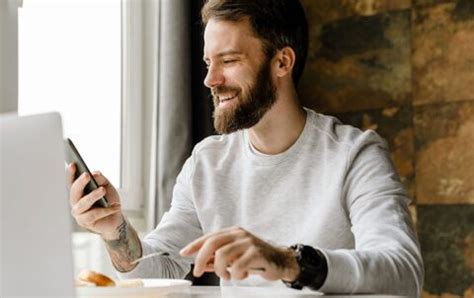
[{"x1": 203, "y1": 50, "x2": 244, "y2": 62}]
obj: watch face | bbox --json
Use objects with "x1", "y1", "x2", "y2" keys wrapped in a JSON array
[
  {"x1": 286, "y1": 244, "x2": 328, "y2": 290},
  {"x1": 300, "y1": 245, "x2": 322, "y2": 269}
]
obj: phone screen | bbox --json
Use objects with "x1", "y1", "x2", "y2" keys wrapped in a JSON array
[{"x1": 65, "y1": 138, "x2": 108, "y2": 208}]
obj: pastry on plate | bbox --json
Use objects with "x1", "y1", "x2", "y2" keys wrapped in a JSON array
[{"x1": 77, "y1": 269, "x2": 116, "y2": 287}]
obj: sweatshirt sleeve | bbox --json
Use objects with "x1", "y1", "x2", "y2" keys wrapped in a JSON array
[
  {"x1": 317, "y1": 130, "x2": 424, "y2": 296},
  {"x1": 117, "y1": 156, "x2": 203, "y2": 280}
]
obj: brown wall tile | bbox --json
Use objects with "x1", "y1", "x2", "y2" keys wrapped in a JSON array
[
  {"x1": 409, "y1": 204, "x2": 418, "y2": 228},
  {"x1": 413, "y1": 1, "x2": 474, "y2": 105},
  {"x1": 299, "y1": 10, "x2": 412, "y2": 113},
  {"x1": 422, "y1": 290, "x2": 474, "y2": 298},
  {"x1": 418, "y1": 205, "x2": 474, "y2": 296},
  {"x1": 300, "y1": 1, "x2": 474, "y2": 295},
  {"x1": 414, "y1": 0, "x2": 454, "y2": 8},
  {"x1": 300, "y1": 0, "x2": 412, "y2": 25},
  {"x1": 415, "y1": 101, "x2": 474, "y2": 204}
]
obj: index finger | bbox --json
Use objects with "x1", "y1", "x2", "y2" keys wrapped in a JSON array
[
  {"x1": 91, "y1": 171, "x2": 110, "y2": 187},
  {"x1": 180, "y1": 226, "x2": 239, "y2": 256},
  {"x1": 69, "y1": 172, "x2": 90, "y2": 206},
  {"x1": 66, "y1": 163, "x2": 76, "y2": 187},
  {"x1": 192, "y1": 233, "x2": 237, "y2": 277}
]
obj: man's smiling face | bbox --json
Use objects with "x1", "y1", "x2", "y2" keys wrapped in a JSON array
[{"x1": 203, "y1": 18, "x2": 277, "y2": 134}]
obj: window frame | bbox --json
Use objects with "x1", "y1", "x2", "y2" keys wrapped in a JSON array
[{"x1": 119, "y1": 0, "x2": 144, "y2": 213}]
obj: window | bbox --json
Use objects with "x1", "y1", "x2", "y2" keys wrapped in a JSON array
[
  {"x1": 14, "y1": 0, "x2": 147, "y2": 277},
  {"x1": 18, "y1": 0, "x2": 143, "y2": 212},
  {"x1": 19, "y1": 0, "x2": 121, "y2": 185}
]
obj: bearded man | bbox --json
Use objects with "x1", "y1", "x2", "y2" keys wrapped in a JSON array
[{"x1": 68, "y1": 0, "x2": 423, "y2": 295}]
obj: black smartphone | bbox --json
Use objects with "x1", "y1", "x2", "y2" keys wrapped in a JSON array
[{"x1": 65, "y1": 138, "x2": 108, "y2": 208}]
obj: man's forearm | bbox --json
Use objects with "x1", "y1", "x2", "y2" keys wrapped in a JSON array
[{"x1": 103, "y1": 216, "x2": 142, "y2": 272}]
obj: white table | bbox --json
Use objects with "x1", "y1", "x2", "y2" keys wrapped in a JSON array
[{"x1": 165, "y1": 286, "x2": 408, "y2": 297}]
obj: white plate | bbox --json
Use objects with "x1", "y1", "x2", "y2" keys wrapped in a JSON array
[{"x1": 76, "y1": 279, "x2": 192, "y2": 297}]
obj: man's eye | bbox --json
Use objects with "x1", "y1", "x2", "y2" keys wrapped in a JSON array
[{"x1": 223, "y1": 60, "x2": 237, "y2": 64}]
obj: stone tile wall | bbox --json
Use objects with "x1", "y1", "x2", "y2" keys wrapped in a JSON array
[{"x1": 299, "y1": 0, "x2": 474, "y2": 296}]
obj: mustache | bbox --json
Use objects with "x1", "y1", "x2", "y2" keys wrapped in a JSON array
[{"x1": 211, "y1": 86, "x2": 240, "y2": 98}]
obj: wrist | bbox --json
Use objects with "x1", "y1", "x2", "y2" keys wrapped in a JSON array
[
  {"x1": 281, "y1": 248, "x2": 300, "y2": 282},
  {"x1": 102, "y1": 217, "x2": 143, "y2": 272},
  {"x1": 100, "y1": 227, "x2": 120, "y2": 242},
  {"x1": 101, "y1": 231, "x2": 119, "y2": 241},
  {"x1": 101, "y1": 215, "x2": 126, "y2": 241}
]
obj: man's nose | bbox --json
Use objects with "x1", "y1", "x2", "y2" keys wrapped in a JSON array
[{"x1": 204, "y1": 65, "x2": 224, "y2": 88}]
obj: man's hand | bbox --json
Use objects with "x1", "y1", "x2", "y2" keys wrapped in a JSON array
[
  {"x1": 179, "y1": 226, "x2": 300, "y2": 282},
  {"x1": 67, "y1": 163, "x2": 123, "y2": 240},
  {"x1": 67, "y1": 163, "x2": 142, "y2": 272}
]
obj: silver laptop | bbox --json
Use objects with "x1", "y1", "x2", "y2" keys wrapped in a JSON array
[{"x1": 0, "y1": 112, "x2": 75, "y2": 297}]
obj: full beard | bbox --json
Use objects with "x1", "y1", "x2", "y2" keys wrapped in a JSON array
[{"x1": 212, "y1": 58, "x2": 277, "y2": 135}]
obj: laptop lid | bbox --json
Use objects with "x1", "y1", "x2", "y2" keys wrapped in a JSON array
[{"x1": 0, "y1": 112, "x2": 75, "y2": 297}]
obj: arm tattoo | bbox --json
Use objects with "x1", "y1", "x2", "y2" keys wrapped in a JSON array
[{"x1": 104, "y1": 216, "x2": 142, "y2": 272}]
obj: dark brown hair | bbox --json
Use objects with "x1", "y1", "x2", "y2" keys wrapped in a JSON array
[{"x1": 201, "y1": 0, "x2": 309, "y2": 86}]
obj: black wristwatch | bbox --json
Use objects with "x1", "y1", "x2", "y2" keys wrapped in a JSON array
[{"x1": 282, "y1": 244, "x2": 328, "y2": 290}]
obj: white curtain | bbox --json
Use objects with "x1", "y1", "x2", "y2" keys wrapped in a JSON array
[
  {"x1": 0, "y1": 0, "x2": 20, "y2": 114},
  {"x1": 146, "y1": 0, "x2": 192, "y2": 230}
]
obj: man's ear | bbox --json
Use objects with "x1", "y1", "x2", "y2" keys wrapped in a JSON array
[{"x1": 274, "y1": 47, "x2": 296, "y2": 78}]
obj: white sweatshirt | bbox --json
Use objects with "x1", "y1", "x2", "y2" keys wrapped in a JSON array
[{"x1": 118, "y1": 108, "x2": 424, "y2": 296}]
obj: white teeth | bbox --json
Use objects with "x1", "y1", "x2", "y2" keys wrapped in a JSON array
[{"x1": 219, "y1": 94, "x2": 237, "y2": 102}]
